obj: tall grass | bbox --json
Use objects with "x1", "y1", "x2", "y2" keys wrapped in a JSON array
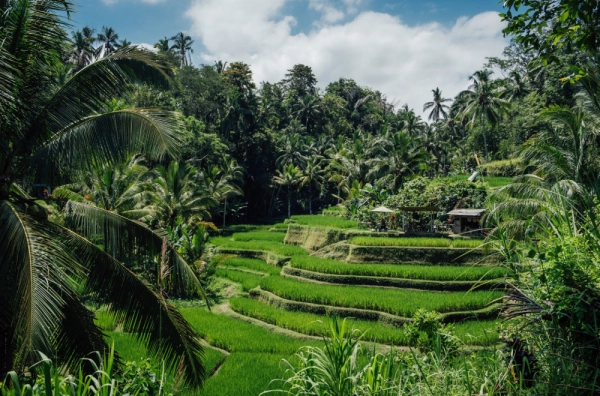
[
  {"x1": 221, "y1": 257, "x2": 282, "y2": 276},
  {"x1": 350, "y1": 236, "x2": 483, "y2": 248},
  {"x1": 259, "y1": 276, "x2": 502, "y2": 317},
  {"x1": 289, "y1": 215, "x2": 358, "y2": 229},
  {"x1": 289, "y1": 256, "x2": 507, "y2": 281},
  {"x1": 180, "y1": 308, "x2": 320, "y2": 354},
  {"x1": 214, "y1": 239, "x2": 308, "y2": 256},
  {"x1": 232, "y1": 231, "x2": 285, "y2": 243}
]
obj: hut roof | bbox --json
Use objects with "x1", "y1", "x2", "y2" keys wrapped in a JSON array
[{"x1": 447, "y1": 209, "x2": 486, "y2": 217}]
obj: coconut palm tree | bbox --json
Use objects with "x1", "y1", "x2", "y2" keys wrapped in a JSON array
[
  {"x1": 457, "y1": 69, "x2": 510, "y2": 162},
  {"x1": 154, "y1": 37, "x2": 170, "y2": 52},
  {"x1": 142, "y1": 162, "x2": 217, "y2": 229},
  {"x1": 96, "y1": 26, "x2": 120, "y2": 57},
  {"x1": 69, "y1": 28, "x2": 96, "y2": 70},
  {"x1": 423, "y1": 88, "x2": 452, "y2": 122},
  {"x1": 170, "y1": 32, "x2": 194, "y2": 67},
  {"x1": 274, "y1": 164, "x2": 301, "y2": 218},
  {"x1": 300, "y1": 155, "x2": 324, "y2": 214},
  {"x1": 0, "y1": 1, "x2": 205, "y2": 386},
  {"x1": 367, "y1": 130, "x2": 426, "y2": 191}
]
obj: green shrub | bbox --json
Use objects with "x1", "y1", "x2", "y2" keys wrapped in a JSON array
[
  {"x1": 288, "y1": 215, "x2": 358, "y2": 229},
  {"x1": 258, "y1": 276, "x2": 502, "y2": 317},
  {"x1": 404, "y1": 309, "x2": 459, "y2": 357},
  {"x1": 289, "y1": 256, "x2": 506, "y2": 281}
]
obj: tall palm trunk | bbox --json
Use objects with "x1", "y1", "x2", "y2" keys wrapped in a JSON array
[
  {"x1": 287, "y1": 187, "x2": 291, "y2": 218},
  {"x1": 223, "y1": 197, "x2": 227, "y2": 229},
  {"x1": 481, "y1": 109, "x2": 489, "y2": 162},
  {"x1": 308, "y1": 183, "x2": 312, "y2": 215}
]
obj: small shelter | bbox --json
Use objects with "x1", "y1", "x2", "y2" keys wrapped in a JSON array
[
  {"x1": 446, "y1": 209, "x2": 486, "y2": 234},
  {"x1": 371, "y1": 206, "x2": 395, "y2": 213}
]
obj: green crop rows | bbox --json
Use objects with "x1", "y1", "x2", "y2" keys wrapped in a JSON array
[
  {"x1": 230, "y1": 297, "x2": 499, "y2": 346},
  {"x1": 232, "y1": 231, "x2": 285, "y2": 243},
  {"x1": 180, "y1": 308, "x2": 320, "y2": 354},
  {"x1": 212, "y1": 238, "x2": 308, "y2": 256},
  {"x1": 289, "y1": 256, "x2": 506, "y2": 281},
  {"x1": 259, "y1": 276, "x2": 502, "y2": 317},
  {"x1": 215, "y1": 268, "x2": 265, "y2": 291},
  {"x1": 289, "y1": 214, "x2": 358, "y2": 229},
  {"x1": 221, "y1": 257, "x2": 282, "y2": 276},
  {"x1": 350, "y1": 236, "x2": 482, "y2": 248}
]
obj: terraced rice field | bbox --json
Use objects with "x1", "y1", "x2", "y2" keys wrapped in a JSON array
[
  {"x1": 113, "y1": 216, "x2": 504, "y2": 395},
  {"x1": 289, "y1": 256, "x2": 507, "y2": 281},
  {"x1": 259, "y1": 276, "x2": 501, "y2": 317},
  {"x1": 350, "y1": 236, "x2": 483, "y2": 248}
]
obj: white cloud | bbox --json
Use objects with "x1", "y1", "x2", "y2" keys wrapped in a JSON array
[
  {"x1": 186, "y1": 0, "x2": 508, "y2": 115},
  {"x1": 134, "y1": 43, "x2": 157, "y2": 52}
]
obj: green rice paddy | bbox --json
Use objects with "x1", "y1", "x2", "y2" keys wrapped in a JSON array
[
  {"x1": 259, "y1": 276, "x2": 502, "y2": 317},
  {"x1": 350, "y1": 236, "x2": 483, "y2": 248},
  {"x1": 221, "y1": 257, "x2": 282, "y2": 276},
  {"x1": 288, "y1": 214, "x2": 358, "y2": 229},
  {"x1": 289, "y1": 256, "x2": 507, "y2": 281},
  {"x1": 212, "y1": 238, "x2": 308, "y2": 256}
]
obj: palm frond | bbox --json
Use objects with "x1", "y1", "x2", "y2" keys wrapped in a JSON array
[
  {"x1": 0, "y1": 201, "x2": 85, "y2": 371},
  {"x1": 20, "y1": 47, "x2": 174, "y2": 148},
  {"x1": 24, "y1": 109, "x2": 182, "y2": 184},
  {"x1": 64, "y1": 201, "x2": 205, "y2": 298},
  {"x1": 59, "y1": 225, "x2": 206, "y2": 388}
]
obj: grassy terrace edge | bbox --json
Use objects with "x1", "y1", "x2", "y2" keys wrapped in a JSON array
[
  {"x1": 249, "y1": 288, "x2": 502, "y2": 325},
  {"x1": 282, "y1": 266, "x2": 506, "y2": 291}
]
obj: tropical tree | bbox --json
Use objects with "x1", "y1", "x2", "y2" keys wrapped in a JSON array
[
  {"x1": 154, "y1": 37, "x2": 170, "y2": 52},
  {"x1": 170, "y1": 32, "x2": 194, "y2": 67},
  {"x1": 96, "y1": 26, "x2": 120, "y2": 57},
  {"x1": 274, "y1": 164, "x2": 301, "y2": 218},
  {"x1": 0, "y1": 1, "x2": 205, "y2": 386},
  {"x1": 367, "y1": 130, "x2": 426, "y2": 191},
  {"x1": 457, "y1": 69, "x2": 510, "y2": 162},
  {"x1": 423, "y1": 88, "x2": 452, "y2": 122},
  {"x1": 299, "y1": 156, "x2": 324, "y2": 214},
  {"x1": 294, "y1": 93, "x2": 321, "y2": 133},
  {"x1": 69, "y1": 28, "x2": 96, "y2": 70},
  {"x1": 142, "y1": 162, "x2": 217, "y2": 229}
]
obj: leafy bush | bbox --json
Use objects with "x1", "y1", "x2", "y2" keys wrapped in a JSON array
[{"x1": 404, "y1": 309, "x2": 459, "y2": 357}]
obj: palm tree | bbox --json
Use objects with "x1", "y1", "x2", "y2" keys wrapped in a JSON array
[
  {"x1": 96, "y1": 26, "x2": 120, "y2": 57},
  {"x1": 423, "y1": 88, "x2": 452, "y2": 122},
  {"x1": 457, "y1": 69, "x2": 510, "y2": 162},
  {"x1": 300, "y1": 156, "x2": 324, "y2": 214},
  {"x1": 294, "y1": 94, "x2": 321, "y2": 133},
  {"x1": 170, "y1": 32, "x2": 194, "y2": 67},
  {"x1": 273, "y1": 164, "x2": 301, "y2": 218},
  {"x1": 0, "y1": 1, "x2": 204, "y2": 386},
  {"x1": 154, "y1": 37, "x2": 170, "y2": 52},
  {"x1": 215, "y1": 159, "x2": 244, "y2": 228},
  {"x1": 117, "y1": 39, "x2": 132, "y2": 49},
  {"x1": 143, "y1": 162, "x2": 217, "y2": 229},
  {"x1": 367, "y1": 130, "x2": 426, "y2": 191},
  {"x1": 276, "y1": 124, "x2": 310, "y2": 168},
  {"x1": 69, "y1": 28, "x2": 96, "y2": 70}
]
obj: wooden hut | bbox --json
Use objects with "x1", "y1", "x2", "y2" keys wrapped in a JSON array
[{"x1": 446, "y1": 209, "x2": 486, "y2": 234}]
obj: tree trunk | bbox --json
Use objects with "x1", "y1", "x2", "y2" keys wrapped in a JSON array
[
  {"x1": 481, "y1": 109, "x2": 489, "y2": 162},
  {"x1": 223, "y1": 197, "x2": 227, "y2": 229},
  {"x1": 287, "y1": 187, "x2": 291, "y2": 218},
  {"x1": 309, "y1": 184, "x2": 312, "y2": 215}
]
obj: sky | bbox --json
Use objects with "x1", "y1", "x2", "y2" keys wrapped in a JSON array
[{"x1": 74, "y1": 0, "x2": 510, "y2": 113}]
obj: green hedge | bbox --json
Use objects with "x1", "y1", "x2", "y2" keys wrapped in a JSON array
[{"x1": 283, "y1": 267, "x2": 505, "y2": 291}]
